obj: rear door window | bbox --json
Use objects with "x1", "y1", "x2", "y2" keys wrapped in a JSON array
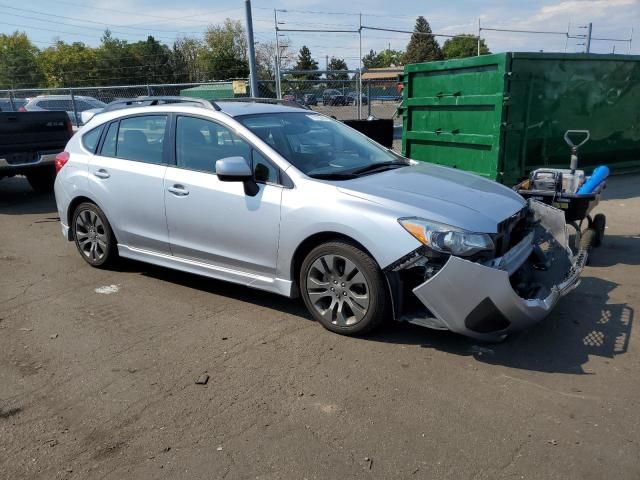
[{"x1": 116, "y1": 115, "x2": 167, "y2": 164}]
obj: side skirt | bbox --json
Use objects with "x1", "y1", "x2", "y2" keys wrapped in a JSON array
[{"x1": 117, "y1": 244, "x2": 294, "y2": 297}]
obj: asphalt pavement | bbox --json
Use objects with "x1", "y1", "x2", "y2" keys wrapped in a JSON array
[{"x1": 1, "y1": 174, "x2": 639, "y2": 479}]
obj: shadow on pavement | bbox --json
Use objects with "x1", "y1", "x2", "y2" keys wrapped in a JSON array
[
  {"x1": 118, "y1": 254, "x2": 632, "y2": 375},
  {"x1": 118, "y1": 259, "x2": 313, "y2": 320},
  {"x1": 587, "y1": 234, "x2": 640, "y2": 267},
  {"x1": 0, "y1": 176, "x2": 58, "y2": 216},
  {"x1": 367, "y1": 276, "x2": 632, "y2": 375}
]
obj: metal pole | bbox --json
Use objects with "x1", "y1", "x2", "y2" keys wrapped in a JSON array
[
  {"x1": 367, "y1": 81, "x2": 371, "y2": 118},
  {"x1": 245, "y1": 0, "x2": 259, "y2": 97},
  {"x1": 585, "y1": 22, "x2": 592, "y2": 53},
  {"x1": 146, "y1": 84, "x2": 152, "y2": 96},
  {"x1": 69, "y1": 89, "x2": 79, "y2": 128},
  {"x1": 8, "y1": 90, "x2": 16, "y2": 111},
  {"x1": 477, "y1": 18, "x2": 481, "y2": 56},
  {"x1": 630, "y1": 28, "x2": 634, "y2": 54},
  {"x1": 274, "y1": 9, "x2": 282, "y2": 99},
  {"x1": 358, "y1": 13, "x2": 362, "y2": 119},
  {"x1": 564, "y1": 22, "x2": 570, "y2": 52}
]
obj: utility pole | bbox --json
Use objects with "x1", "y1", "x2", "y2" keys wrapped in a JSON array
[
  {"x1": 585, "y1": 22, "x2": 592, "y2": 53},
  {"x1": 245, "y1": 0, "x2": 258, "y2": 96},
  {"x1": 477, "y1": 18, "x2": 481, "y2": 56},
  {"x1": 326, "y1": 55, "x2": 329, "y2": 73},
  {"x1": 358, "y1": 12, "x2": 362, "y2": 119},
  {"x1": 274, "y1": 9, "x2": 281, "y2": 99}
]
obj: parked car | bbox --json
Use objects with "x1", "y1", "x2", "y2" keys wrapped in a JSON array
[
  {"x1": 1, "y1": 110, "x2": 73, "y2": 192},
  {"x1": 322, "y1": 89, "x2": 347, "y2": 106},
  {"x1": 346, "y1": 91, "x2": 368, "y2": 106},
  {"x1": 54, "y1": 98, "x2": 583, "y2": 341},
  {"x1": 302, "y1": 93, "x2": 318, "y2": 106},
  {"x1": 22, "y1": 95, "x2": 107, "y2": 126},
  {"x1": 0, "y1": 98, "x2": 27, "y2": 112}
]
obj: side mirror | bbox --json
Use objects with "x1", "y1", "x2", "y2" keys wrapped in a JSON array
[
  {"x1": 215, "y1": 156, "x2": 259, "y2": 196},
  {"x1": 216, "y1": 156, "x2": 252, "y2": 181}
]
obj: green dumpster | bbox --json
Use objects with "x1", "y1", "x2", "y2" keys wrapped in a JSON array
[
  {"x1": 401, "y1": 52, "x2": 640, "y2": 185},
  {"x1": 180, "y1": 83, "x2": 236, "y2": 100}
]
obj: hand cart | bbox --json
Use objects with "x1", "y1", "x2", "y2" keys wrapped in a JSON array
[{"x1": 514, "y1": 130, "x2": 607, "y2": 257}]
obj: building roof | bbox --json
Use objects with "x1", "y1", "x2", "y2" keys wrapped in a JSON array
[{"x1": 361, "y1": 67, "x2": 404, "y2": 81}]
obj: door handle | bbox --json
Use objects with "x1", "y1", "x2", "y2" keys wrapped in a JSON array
[
  {"x1": 94, "y1": 169, "x2": 110, "y2": 179},
  {"x1": 168, "y1": 184, "x2": 189, "y2": 196}
]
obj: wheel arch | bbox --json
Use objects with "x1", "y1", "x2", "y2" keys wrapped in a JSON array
[
  {"x1": 289, "y1": 231, "x2": 379, "y2": 297},
  {"x1": 67, "y1": 195, "x2": 116, "y2": 242}
]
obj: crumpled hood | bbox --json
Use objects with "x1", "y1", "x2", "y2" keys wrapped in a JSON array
[{"x1": 337, "y1": 162, "x2": 526, "y2": 233}]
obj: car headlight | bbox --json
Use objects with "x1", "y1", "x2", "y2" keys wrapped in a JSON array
[{"x1": 398, "y1": 217, "x2": 494, "y2": 256}]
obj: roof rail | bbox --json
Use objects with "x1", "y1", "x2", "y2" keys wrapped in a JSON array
[
  {"x1": 103, "y1": 96, "x2": 221, "y2": 112},
  {"x1": 216, "y1": 97, "x2": 310, "y2": 110}
]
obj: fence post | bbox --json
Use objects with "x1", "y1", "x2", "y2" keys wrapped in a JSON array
[
  {"x1": 69, "y1": 89, "x2": 80, "y2": 128},
  {"x1": 367, "y1": 81, "x2": 371, "y2": 118},
  {"x1": 146, "y1": 84, "x2": 152, "y2": 96},
  {"x1": 8, "y1": 90, "x2": 16, "y2": 111}
]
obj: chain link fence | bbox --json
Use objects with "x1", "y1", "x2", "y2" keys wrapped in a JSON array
[{"x1": 0, "y1": 77, "x2": 402, "y2": 129}]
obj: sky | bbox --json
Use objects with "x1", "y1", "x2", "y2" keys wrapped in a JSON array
[{"x1": 1, "y1": 0, "x2": 639, "y2": 69}]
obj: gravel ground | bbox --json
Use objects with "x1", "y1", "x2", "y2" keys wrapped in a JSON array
[{"x1": 1, "y1": 174, "x2": 639, "y2": 479}]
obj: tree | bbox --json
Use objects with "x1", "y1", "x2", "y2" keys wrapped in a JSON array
[
  {"x1": 170, "y1": 37, "x2": 204, "y2": 83},
  {"x1": 201, "y1": 19, "x2": 249, "y2": 79},
  {"x1": 0, "y1": 32, "x2": 44, "y2": 89},
  {"x1": 95, "y1": 30, "x2": 135, "y2": 85},
  {"x1": 39, "y1": 41, "x2": 98, "y2": 87},
  {"x1": 128, "y1": 36, "x2": 173, "y2": 84},
  {"x1": 403, "y1": 16, "x2": 443, "y2": 65},
  {"x1": 255, "y1": 41, "x2": 277, "y2": 80},
  {"x1": 293, "y1": 45, "x2": 319, "y2": 80},
  {"x1": 327, "y1": 57, "x2": 348, "y2": 80},
  {"x1": 442, "y1": 34, "x2": 490, "y2": 59},
  {"x1": 362, "y1": 49, "x2": 403, "y2": 68}
]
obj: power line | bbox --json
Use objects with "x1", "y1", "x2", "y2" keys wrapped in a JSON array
[{"x1": 0, "y1": 11, "x2": 202, "y2": 41}]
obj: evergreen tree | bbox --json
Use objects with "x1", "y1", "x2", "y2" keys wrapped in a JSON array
[
  {"x1": 403, "y1": 16, "x2": 443, "y2": 65},
  {"x1": 327, "y1": 57, "x2": 348, "y2": 80},
  {"x1": 293, "y1": 46, "x2": 319, "y2": 80}
]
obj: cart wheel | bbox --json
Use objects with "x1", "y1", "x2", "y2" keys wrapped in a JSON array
[{"x1": 592, "y1": 214, "x2": 606, "y2": 247}]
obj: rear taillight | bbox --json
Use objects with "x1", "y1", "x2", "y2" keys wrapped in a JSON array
[
  {"x1": 66, "y1": 120, "x2": 74, "y2": 136},
  {"x1": 54, "y1": 151, "x2": 70, "y2": 173},
  {"x1": 18, "y1": 106, "x2": 26, "y2": 112}
]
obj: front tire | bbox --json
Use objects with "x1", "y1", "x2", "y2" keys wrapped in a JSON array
[
  {"x1": 300, "y1": 241, "x2": 389, "y2": 335},
  {"x1": 72, "y1": 202, "x2": 118, "y2": 267}
]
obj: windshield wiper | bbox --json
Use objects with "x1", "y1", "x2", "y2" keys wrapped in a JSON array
[
  {"x1": 307, "y1": 172, "x2": 359, "y2": 180},
  {"x1": 350, "y1": 161, "x2": 408, "y2": 177}
]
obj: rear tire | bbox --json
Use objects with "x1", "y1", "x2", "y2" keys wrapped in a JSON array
[
  {"x1": 26, "y1": 167, "x2": 55, "y2": 193},
  {"x1": 72, "y1": 202, "x2": 118, "y2": 268},
  {"x1": 300, "y1": 241, "x2": 389, "y2": 336}
]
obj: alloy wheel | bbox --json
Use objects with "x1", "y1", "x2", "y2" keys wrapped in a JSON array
[
  {"x1": 75, "y1": 209, "x2": 108, "y2": 262},
  {"x1": 305, "y1": 254, "x2": 370, "y2": 327}
]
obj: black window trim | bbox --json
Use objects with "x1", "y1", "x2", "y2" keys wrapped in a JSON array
[
  {"x1": 171, "y1": 113, "x2": 287, "y2": 187},
  {"x1": 96, "y1": 112, "x2": 171, "y2": 165}
]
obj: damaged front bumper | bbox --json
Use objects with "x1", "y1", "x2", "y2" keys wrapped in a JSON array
[{"x1": 392, "y1": 200, "x2": 586, "y2": 341}]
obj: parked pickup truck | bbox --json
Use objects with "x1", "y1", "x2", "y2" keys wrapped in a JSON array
[{"x1": 0, "y1": 111, "x2": 73, "y2": 192}]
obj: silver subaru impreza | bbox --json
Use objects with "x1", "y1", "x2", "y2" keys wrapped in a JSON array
[{"x1": 54, "y1": 98, "x2": 584, "y2": 341}]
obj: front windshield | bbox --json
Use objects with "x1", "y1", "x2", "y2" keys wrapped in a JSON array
[{"x1": 237, "y1": 112, "x2": 404, "y2": 177}]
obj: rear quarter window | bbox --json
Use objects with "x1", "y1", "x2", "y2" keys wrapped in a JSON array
[{"x1": 81, "y1": 125, "x2": 104, "y2": 153}]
